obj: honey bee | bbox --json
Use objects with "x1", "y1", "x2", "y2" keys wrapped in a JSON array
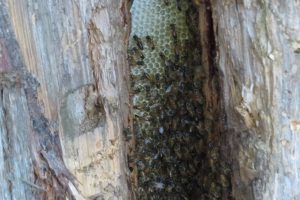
[
  {"x1": 133, "y1": 35, "x2": 144, "y2": 50},
  {"x1": 142, "y1": 72, "x2": 154, "y2": 82},
  {"x1": 127, "y1": 55, "x2": 135, "y2": 66},
  {"x1": 170, "y1": 117, "x2": 179, "y2": 130},
  {"x1": 163, "y1": 0, "x2": 170, "y2": 6},
  {"x1": 136, "y1": 60, "x2": 144, "y2": 66},
  {"x1": 176, "y1": 0, "x2": 182, "y2": 11},
  {"x1": 168, "y1": 96, "x2": 177, "y2": 110},
  {"x1": 170, "y1": 24, "x2": 177, "y2": 42},
  {"x1": 145, "y1": 35, "x2": 155, "y2": 50},
  {"x1": 144, "y1": 84, "x2": 151, "y2": 92},
  {"x1": 132, "y1": 47, "x2": 145, "y2": 59},
  {"x1": 130, "y1": 73, "x2": 141, "y2": 81},
  {"x1": 127, "y1": 55, "x2": 144, "y2": 66},
  {"x1": 174, "y1": 44, "x2": 180, "y2": 62},
  {"x1": 159, "y1": 52, "x2": 166, "y2": 61},
  {"x1": 143, "y1": 72, "x2": 161, "y2": 87},
  {"x1": 159, "y1": 53, "x2": 175, "y2": 69}
]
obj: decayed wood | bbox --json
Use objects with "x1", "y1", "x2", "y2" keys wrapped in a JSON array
[
  {"x1": 211, "y1": 0, "x2": 300, "y2": 199},
  {"x1": 3, "y1": 0, "x2": 299, "y2": 199},
  {"x1": 1, "y1": 0, "x2": 130, "y2": 199},
  {"x1": 194, "y1": 0, "x2": 233, "y2": 199}
]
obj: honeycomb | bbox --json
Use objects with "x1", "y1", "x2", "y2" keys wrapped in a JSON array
[
  {"x1": 130, "y1": 0, "x2": 189, "y2": 74},
  {"x1": 130, "y1": 0, "x2": 190, "y2": 131},
  {"x1": 129, "y1": 0, "x2": 193, "y2": 198},
  {"x1": 128, "y1": 0, "x2": 231, "y2": 199}
]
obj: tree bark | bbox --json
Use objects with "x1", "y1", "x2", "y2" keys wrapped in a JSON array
[
  {"x1": 0, "y1": 0, "x2": 130, "y2": 199},
  {"x1": 2, "y1": 0, "x2": 300, "y2": 199},
  {"x1": 210, "y1": 0, "x2": 300, "y2": 199}
]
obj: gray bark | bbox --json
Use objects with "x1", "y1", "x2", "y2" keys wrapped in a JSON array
[
  {"x1": 1, "y1": 0, "x2": 299, "y2": 199},
  {"x1": 211, "y1": 0, "x2": 300, "y2": 199},
  {"x1": 0, "y1": 0, "x2": 130, "y2": 199}
]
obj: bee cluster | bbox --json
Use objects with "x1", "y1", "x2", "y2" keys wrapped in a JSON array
[{"x1": 128, "y1": 0, "x2": 231, "y2": 199}]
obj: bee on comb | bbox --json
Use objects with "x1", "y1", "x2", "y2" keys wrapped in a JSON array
[
  {"x1": 145, "y1": 36, "x2": 155, "y2": 50},
  {"x1": 133, "y1": 35, "x2": 144, "y2": 50}
]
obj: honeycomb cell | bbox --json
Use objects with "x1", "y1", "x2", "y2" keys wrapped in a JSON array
[{"x1": 129, "y1": 0, "x2": 194, "y2": 197}]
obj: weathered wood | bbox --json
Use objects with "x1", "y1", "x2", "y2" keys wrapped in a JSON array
[
  {"x1": 211, "y1": 0, "x2": 300, "y2": 199},
  {"x1": 2, "y1": 0, "x2": 299, "y2": 199},
  {"x1": 1, "y1": 0, "x2": 130, "y2": 199}
]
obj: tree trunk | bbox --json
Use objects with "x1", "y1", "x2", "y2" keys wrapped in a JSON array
[
  {"x1": 0, "y1": 0, "x2": 130, "y2": 199},
  {"x1": 1, "y1": 0, "x2": 299, "y2": 199},
  {"x1": 210, "y1": 0, "x2": 300, "y2": 199}
]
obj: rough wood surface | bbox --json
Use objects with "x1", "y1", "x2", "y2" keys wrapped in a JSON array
[
  {"x1": 2, "y1": 0, "x2": 299, "y2": 199},
  {"x1": 211, "y1": 0, "x2": 300, "y2": 199},
  {"x1": 0, "y1": 0, "x2": 130, "y2": 199}
]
